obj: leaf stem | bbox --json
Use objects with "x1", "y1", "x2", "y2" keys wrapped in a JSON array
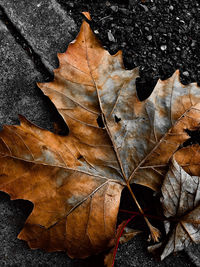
[{"x1": 126, "y1": 183, "x2": 161, "y2": 242}]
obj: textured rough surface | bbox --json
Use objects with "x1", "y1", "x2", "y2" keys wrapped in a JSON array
[
  {"x1": 0, "y1": 0, "x2": 200, "y2": 266},
  {"x1": 114, "y1": 235, "x2": 194, "y2": 267},
  {"x1": 0, "y1": 21, "x2": 52, "y2": 129},
  {"x1": 185, "y1": 244, "x2": 200, "y2": 267},
  {"x1": 0, "y1": 0, "x2": 77, "y2": 72}
]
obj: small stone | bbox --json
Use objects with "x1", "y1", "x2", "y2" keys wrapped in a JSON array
[
  {"x1": 191, "y1": 40, "x2": 196, "y2": 47},
  {"x1": 110, "y1": 5, "x2": 118, "y2": 12},
  {"x1": 169, "y1": 5, "x2": 174, "y2": 10},
  {"x1": 139, "y1": 4, "x2": 149, "y2": 12},
  {"x1": 119, "y1": 8, "x2": 130, "y2": 15},
  {"x1": 160, "y1": 45, "x2": 167, "y2": 51},
  {"x1": 68, "y1": 2, "x2": 74, "y2": 7},
  {"x1": 176, "y1": 47, "x2": 181, "y2": 51},
  {"x1": 107, "y1": 30, "x2": 115, "y2": 42},
  {"x1": 183, "y1": 71, "x2": 189, "y2": 77},
  {"x1": 147, "y1": 35, "x2": 152, "y2": 41}
]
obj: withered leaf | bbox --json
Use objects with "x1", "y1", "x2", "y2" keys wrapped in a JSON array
[
  {"x1": 1, "y1": 11, "x2": 200, "y2": 259},
  {"x1": 161, "y1": 145, "x2": 200, "y2": 260},
  {"x1": 37, "y1": 13, "x2": 200, "y2": 192},
  {"x1": 0, "y1": 115, "x2": 124, "y2": 258}
]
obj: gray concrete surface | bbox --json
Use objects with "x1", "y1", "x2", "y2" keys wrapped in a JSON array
[
  {"x1": 0, "y1": 2, "x2": 80, "y2": 265},
  {"x1": 0, "y1": 20, "x2": 51, "y2": 129},
  {"x1": 1, "y1": 0, "x2": 77, "y2": 72}
]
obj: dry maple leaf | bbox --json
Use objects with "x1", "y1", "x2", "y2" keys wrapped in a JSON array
[
  {"x1": 1, "y1": 11, "x2": 200, "y2": 260},
  {"x1": 160, "y1": 145, "x2": 200, "y2": 259}
]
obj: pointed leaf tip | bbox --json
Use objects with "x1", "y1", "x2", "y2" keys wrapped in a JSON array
[{"x1": 82, "y1": 12, "x2": 92, "y2": 21}]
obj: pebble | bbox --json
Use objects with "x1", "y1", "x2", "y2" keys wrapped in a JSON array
[
  {"x1": 183, "y1": 71, "x2": 190, "y2": 77},
  {"x1": 191, "y1": 40, "x2": 196, "y2": 47},
  {"x1": 68, "y1": 2, "x2": 74, "y2": 7},
  {"x1": 139, "y1": 4, "x2": 149, "y2": 12},
  {"x1": 107, "y1": 30, "x2": 115, "y2": 42},
  {"x1": 160, "y1": 45, "x2": 167, "y2": 51},
  {"x1": 110, "y1": 5, "x2": 118, "y2": 12},
  {"x1": 147, "y1": 35, "x2": 152, "y2": 41},
  {"x1": 151, "y1": 6, "x2": 157, "y2": 11}
]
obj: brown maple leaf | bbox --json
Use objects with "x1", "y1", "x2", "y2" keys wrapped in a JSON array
[
  {"x1": 160, "y1": 145, "x2": 200, "y2": 260},
  {"x1": 1, "y1": 12, "x2": 200, "y2": 259}
]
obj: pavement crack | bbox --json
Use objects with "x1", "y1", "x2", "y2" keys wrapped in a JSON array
[{"x1": 0, "y1": 5, "x2": 53, "y2": 81}]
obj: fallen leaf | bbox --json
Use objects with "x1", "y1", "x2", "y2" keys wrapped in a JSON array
[
  {"x1": 160, "y1": 145, "x2": 200, "y2": 260},
  {"x1": 1, "y1": 11, "x2": 200, "y2": 260},
  {"x1": 38, "y1": 15, "x2": 200, "y2": 192},
  {"x1": 0, "y1": 115, "x2": 125, "y2": 258}
]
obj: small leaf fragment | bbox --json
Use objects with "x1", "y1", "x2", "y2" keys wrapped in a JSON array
[
  {"x1": 160, "y1": 145, "x2": 200, "y2": 260},
  {"x1": 119, "y1": 227, "x2": 142, "y2": 244}
]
